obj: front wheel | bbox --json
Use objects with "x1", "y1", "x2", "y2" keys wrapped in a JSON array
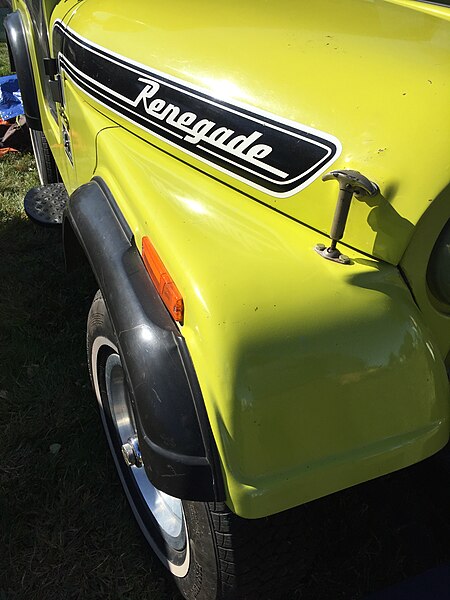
[{"x1": 87, "y1": 290, "x2": 311, "y2": 599}]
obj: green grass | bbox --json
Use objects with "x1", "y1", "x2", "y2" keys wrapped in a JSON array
[
  {"x1": 1, "y1": 43, "x2": 450, "y2": 600},
  {"x1": 0, "y1": 43, "x2": 10, "y2": 77}
]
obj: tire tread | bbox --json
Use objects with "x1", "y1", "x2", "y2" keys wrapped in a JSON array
[
  {"x1": 208, "y1": 502, "x2": 309, "y2": 600},
  {"x1": 31, "y1": 129, "x2": 59, "y2": 184}
]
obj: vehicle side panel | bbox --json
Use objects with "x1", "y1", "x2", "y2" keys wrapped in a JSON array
[
  {"x1": 93, "y1": 126, "x2": 449, "y2": 518},
  {"x1": 11, "y1": 0, "x2": 83, "y2": 181}
]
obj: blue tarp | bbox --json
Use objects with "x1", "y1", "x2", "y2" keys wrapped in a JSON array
[{"x1": 0, "y1": 74, "x2": 24, "y2": 120}]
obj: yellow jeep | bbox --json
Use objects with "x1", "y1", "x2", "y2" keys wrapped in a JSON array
[{"x1": 5, "y1": 0, "x2": 450, "y2": 597}]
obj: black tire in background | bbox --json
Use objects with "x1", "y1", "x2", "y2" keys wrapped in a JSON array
[
  {"x1": 30, "y1": 128, "x2": 59, "y2": 184},
  {"x1": 87, "y1": 290, "x2": 314, "y2": 599}
]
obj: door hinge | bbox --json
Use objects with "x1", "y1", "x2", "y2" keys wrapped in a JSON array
[
  {"x1": 43, "y1": 57, "x2": 58, "y2": 77},
  {"x1": 44, "y1": 57, "x2": 63, "y2": 104},
  {"x1": 49, "y1": 78, "x2": 63, "y2": 104}
]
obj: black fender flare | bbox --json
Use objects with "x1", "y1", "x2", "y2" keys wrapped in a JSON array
[
  {"x1": 4, "y1": 10, "x2": 42, "y2": 130},
  {"x1": 63, "y1": 177, "x2": 224, "y2": 502}
]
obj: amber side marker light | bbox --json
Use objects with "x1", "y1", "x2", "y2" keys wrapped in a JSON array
[{"x1": 142, "y1": 236, "x2": 184, "y2": 323}]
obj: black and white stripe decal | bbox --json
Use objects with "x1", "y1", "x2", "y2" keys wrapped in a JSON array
[{"x1": 53, "y1": 21, "x2": 341, "y2": 198}]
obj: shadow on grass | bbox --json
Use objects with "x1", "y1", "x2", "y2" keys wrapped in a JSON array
[
  {"x1": 297, "y1": 450, "x2": 450, "y2": 599},
  {"x1": 0, "y1": 215, "x2": 180, "y2": 600},
  {"x1": 1, "y1": 210, "x2": 450, "y2": 600}
]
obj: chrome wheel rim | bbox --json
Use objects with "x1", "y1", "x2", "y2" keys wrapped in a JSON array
[{"x1": 104, "y1": 353, "x2": 185, "y2": 542}]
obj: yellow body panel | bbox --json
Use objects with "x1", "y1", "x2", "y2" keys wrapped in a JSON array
[
  {"x1": 400, "y1": 187, "x2": 450, "y2": 361},
  {"x1": 94, "y1": 127, "x2": 448, "y2": 517}
]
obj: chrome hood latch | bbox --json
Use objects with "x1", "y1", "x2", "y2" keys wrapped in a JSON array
[{"x1": 315, "y1": 169, "x2": 379, "y2": 264}]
